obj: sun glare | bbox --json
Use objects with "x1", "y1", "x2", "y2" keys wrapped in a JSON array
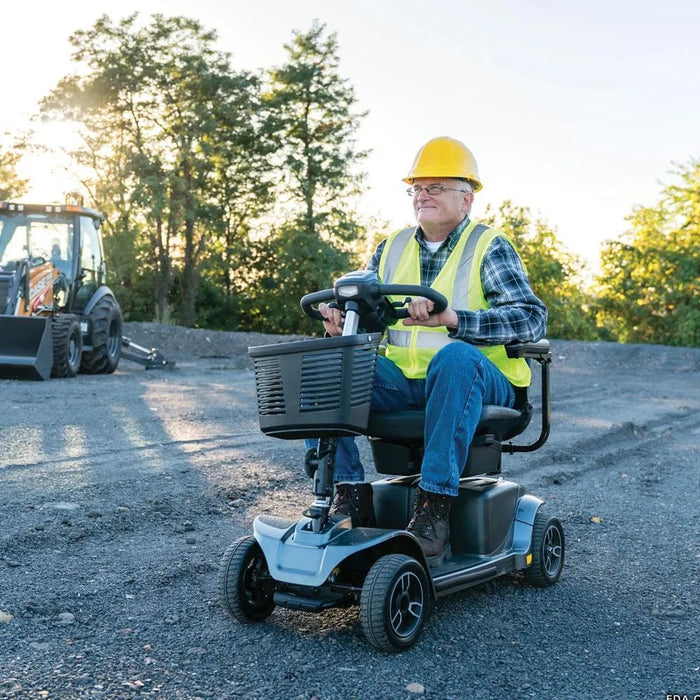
[{"x1": 20, "y1": 120, "x2": 85, "y2": 204}]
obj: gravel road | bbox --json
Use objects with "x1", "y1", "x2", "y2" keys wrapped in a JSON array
[{"x1": 1, "y1": 323, "x2": 699, "y2": 700}]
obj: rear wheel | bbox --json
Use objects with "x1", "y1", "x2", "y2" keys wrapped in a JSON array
[
  {"x1": 218, "y1": 536, "x2": 275, "y2": 622},
  {"x1": 525, "y1": 510, "x2": 565, "y2": 587},
  {"x1": 360, "y1": 554, "x2": 429, "y2": 652},
  {"x1": 51, "y1": 315, "x2": 82, "y2": 378},
  {"x1": 81, "y1": 295, "x2": 123, "y2": 374}
]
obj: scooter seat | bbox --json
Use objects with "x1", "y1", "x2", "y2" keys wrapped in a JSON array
[{"x1": 367, "y1": 404, "x2": 528, "y2": 443}]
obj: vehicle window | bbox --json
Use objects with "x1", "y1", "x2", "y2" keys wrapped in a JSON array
[
  {"x1": 80, "y1": 216, "x2": 103, "y2": 277},
  {"x1": 0, "y1": 214, "x2": 74, "y2": 270},
  {"x1": 0, "y1": 220, "x2": 27, "y2": 263}
]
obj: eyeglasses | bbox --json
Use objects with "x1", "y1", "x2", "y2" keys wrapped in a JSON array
[{"x1": 406, "y1": 184, "x2": 472, "y2": 197}]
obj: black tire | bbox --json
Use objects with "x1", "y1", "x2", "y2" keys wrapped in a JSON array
[
  {"x1": 525, "y1": 510, "x2": 565, "y2": 587},
  {"x1": 360, "y1": 554, "x2": 429, "y2": 652},
  {"x1": 218, "y1": 536, "x2": 275, "y2": 622},
  {"x1": 80, "y1": 296, "x2": 123, "y2": 374},
  {"x1": 50, "y1": 315, "x2": 82, "y2": 378}
]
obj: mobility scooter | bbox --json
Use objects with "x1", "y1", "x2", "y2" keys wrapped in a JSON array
[{"x1": 218, "y1": 270, "x2": 564, "y2": 652}]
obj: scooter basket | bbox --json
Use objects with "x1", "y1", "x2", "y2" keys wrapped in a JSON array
[{"x1": 249, "y1": 333, "x2": 382, "y2": 439}]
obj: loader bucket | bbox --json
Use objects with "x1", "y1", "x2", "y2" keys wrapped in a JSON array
[{"x1": 0, "y1": 315, "x2": 54, "y2": 381}]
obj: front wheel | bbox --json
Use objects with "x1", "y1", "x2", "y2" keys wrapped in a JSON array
[
  {"x1": 218, "y1": 536, "x2": 276, "y2": 622},
  {"x1": 525, "y1": 510, "x2": 565, "y2": 587},
  {"x1": 360, "y1": 554, "x2": 430, "y2": 652},
  {"x1": 51, "y1": 315, "x2": 82, "y2": 378}
]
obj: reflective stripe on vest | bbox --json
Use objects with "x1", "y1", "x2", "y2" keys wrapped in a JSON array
[{"x1": 378, "y1": 222, "x2": 531, "y2": 386}]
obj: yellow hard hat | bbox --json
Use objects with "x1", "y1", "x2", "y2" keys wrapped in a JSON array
[{"x1": 403, "y1": 136, "x2": 482, "y2": 191}]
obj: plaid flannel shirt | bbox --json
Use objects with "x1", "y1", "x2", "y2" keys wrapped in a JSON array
[{"x1": 367, "y1": 217, "x2": 547, "y2": 345}]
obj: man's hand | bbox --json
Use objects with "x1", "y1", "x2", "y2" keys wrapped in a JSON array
[
  {"x1": 318, "y1": 302, "x2": 344, "y2": 336},
  {"x1": 402, "y1": 297, "x2": 459, "y2": 330}
]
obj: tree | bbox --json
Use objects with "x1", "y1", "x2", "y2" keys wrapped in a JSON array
[
  {"x1": 483, "y1": 201, "x2": 599, "y2": 340},
  {"x1": 255, "y1": 21, "x2": 371, "y2": 333},
  {"x1": 40, "y1": 13, "x2": 271, "y2": 325},
  {"x1": 0, "y1": 141, "x2": 28, "y2": 200},
  {"x1": 194, "y1": 77, "x2": 279, "y2": 330},
  {"x1": 596, "y1": 159, "x2": 700, "y2": 347}
]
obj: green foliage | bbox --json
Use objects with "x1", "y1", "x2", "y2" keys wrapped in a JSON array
[
  {"x1": 596, "y1": 159, "x2": 700, "y2": 347},
  {"x1": 265, "y1": 21, "x2": 368, "y2": 217},
  {"x1": 238, "y1": 21, "x2": 370, "y2": 333},
  {"x1": 483, "y1": 201, "x2": 599, "y2": 340},
  {"x1": 40, "y1": 13, "x2": 272, "y2": 326},
  {"x1": 244, "y1": 218, "x2": 364, "y2": 335},
  {"x1": 37, "y1": 16, "x2": 369, "y2": 333},
  {"x1": 0, "y1": 143, "x2": 28, "y2": 200}
]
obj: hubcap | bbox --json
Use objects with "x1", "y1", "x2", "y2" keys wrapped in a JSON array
[
  {"x1": 389, "y1": 570, "x2": 424, "y2": 638},
  {"x1": 243, "y1": 554, "x2": 271, "y2": 609},
  {"x1": 69, "y1": 333, "x2": 79, "y2": 365},
  {"x1": 108, "y1": 320, "x2": 120, "y2": 358},
  {"x1": 543, "y1": 525, "x2": 563, "y2": 576}
]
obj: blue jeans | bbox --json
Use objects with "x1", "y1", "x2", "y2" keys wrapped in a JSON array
[{"x1": 308, "y1": 342, "x2": 516, "y2": 497}]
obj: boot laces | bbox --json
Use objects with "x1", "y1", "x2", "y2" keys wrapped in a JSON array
[
  {"x1": 411, "y1": 492, "x2": 444, "y2": 535},
  {"x1": 332, "y1": 486, "x2": 353, "y2": 508}
]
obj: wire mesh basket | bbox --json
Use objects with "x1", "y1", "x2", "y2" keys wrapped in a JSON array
[{"x1": 249, "y1": 333, "x2": 382, "y2": 439}]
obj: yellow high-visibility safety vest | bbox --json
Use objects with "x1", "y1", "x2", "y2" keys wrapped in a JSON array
[{"x1": 377, "y1": 220, "x2": 531, "y2": 387}]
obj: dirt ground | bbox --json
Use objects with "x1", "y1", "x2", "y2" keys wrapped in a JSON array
[{"x1": 0, "y1": 323, "x2": 698, "y2": 699}]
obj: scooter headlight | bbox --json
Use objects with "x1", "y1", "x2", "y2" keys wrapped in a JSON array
[{"x1": 336, "y1": 285, "x2": 359, "y2": 298}]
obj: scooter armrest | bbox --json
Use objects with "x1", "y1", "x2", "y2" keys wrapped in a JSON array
[{"x1": 505, "y1": 339, "x2": 551, "y2": 363}]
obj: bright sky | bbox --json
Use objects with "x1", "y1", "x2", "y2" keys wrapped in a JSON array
[{"x1": 3, "y1": 0, "x2": 699, "y2": 268}]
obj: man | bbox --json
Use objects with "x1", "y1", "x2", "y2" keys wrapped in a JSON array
[{"x1": 317, "y1": 136, "x2": 547, "y2": 563}]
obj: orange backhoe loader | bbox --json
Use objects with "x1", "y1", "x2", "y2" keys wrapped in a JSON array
[{"x1": 0, "y1": 196, "x2": 172, "y2": 380}]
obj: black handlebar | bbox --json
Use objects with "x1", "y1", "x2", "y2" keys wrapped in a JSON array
[
  {"x1": 300, "y1": 289, "x2": 336, "y2": 320},
  {"x1": 300, "y1": 278, "x2": 448, "y2": 324},
  {"x1": 377, "y1": 284, "x2": 448, "y2": 319}
]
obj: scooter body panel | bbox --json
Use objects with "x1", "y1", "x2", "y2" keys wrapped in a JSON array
[
  {"x1": 253, "y1": 513, "x2": 430, "y2": 590},
  {"x1": 253, "y1": 481, "x2": 544, "y2": 600}
]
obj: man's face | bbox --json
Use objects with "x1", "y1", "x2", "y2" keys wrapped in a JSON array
[{"x1": 411, "y1": 177, "x2": 473, "y2": 236}]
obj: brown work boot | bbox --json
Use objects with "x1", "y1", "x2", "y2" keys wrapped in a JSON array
[
  {"x1": 330, "y1": 483, "x2": 376, "y2": 528},
  {"x1": 407, "y1": 486, "x2": 452, "y2": 562}
]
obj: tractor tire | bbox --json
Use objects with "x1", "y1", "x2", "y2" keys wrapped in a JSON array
[
  {"x1": 51, "y1": 315, "x2": 82, "y2": 378},
  {"x1": 80, "y1": 295, "x2": 123, "y2": 374}
]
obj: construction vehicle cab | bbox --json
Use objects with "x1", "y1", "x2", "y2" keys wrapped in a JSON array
[{"x1": 0, "y1": 196, "x2": 171, "y2": 380}]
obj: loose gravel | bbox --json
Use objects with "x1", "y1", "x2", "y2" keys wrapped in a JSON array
[{"x1": 1, "y1": 326, "x2": 698, "y2": 699}]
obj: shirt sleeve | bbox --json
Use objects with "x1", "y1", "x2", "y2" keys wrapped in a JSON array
[
  {"x1": 449, "y1": 236, "x2": 548, "y2": 344},
  {"x1": 366, "y1": 239, "x2": 386, "y2": 272}
]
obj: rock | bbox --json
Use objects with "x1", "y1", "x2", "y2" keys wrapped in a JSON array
[
  {"x1": 0, "y1": 610, "x2": 13, "y2": 624},
  {"x1": 57, "y1": 612, "x2": 76, "y2": 625},
  {"x1": 46, "y1": 502, "x2": 80, "y2": 511},
  {"x1": 405, "y1": 682, "x2": 426, "y2": 695}
]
